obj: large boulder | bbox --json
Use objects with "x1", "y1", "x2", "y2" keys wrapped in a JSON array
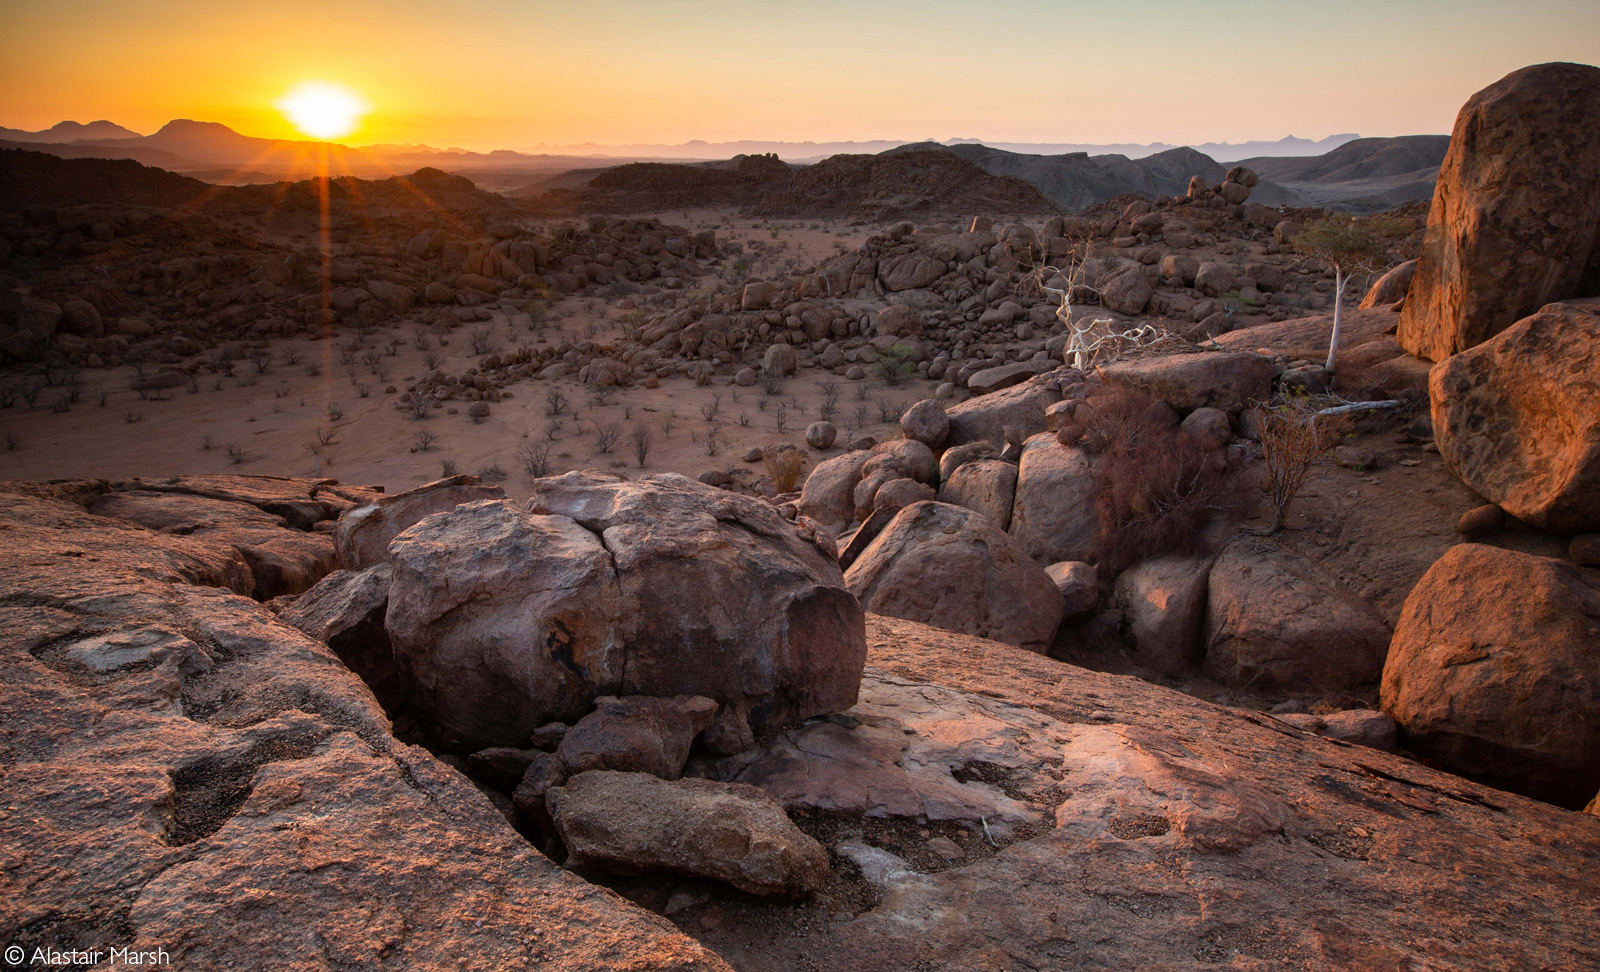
[
  {"x1": 1398, "y1": 62, "x2": 1600, "y2": 361},
  {"x1": 845, "y1": 501, "x2": 1064, "y2": 650},
  {"x1": 869, "y1": 439, "x2": 938, "y2": 486},
  {"x1": 876, "y1": 304, "x2": 923, "y2": 337},
  {"x1": 387, "y1": 476, "x2": 866, "y2": 751},
  {"x1": 1193, "y1": 262, "x2": 1238, "y2": 298},
  {"x1": 1429, "y1": 300, "x2": 1600, "y2": 533},
  {"x1": 1203, "y1": 540, "x2": 1393, "y2": 693},
  {"x1": 938, "y1": 459, "x2": 1018, "y2": 530},
  {"x1": 796, "y1": 450, "x2": 873, "y2": 537},
  {"x1": 1007, "y1": 436, "x2": 1098, "y2": 566},
  {"x1": 945, "y1": 378, "x2": 1062, "y2": 447},
  {"x1": 385, "y1": 499, "x2": 626, "y2": 750},
  {"x1": 335, "y1": 476, "x2": 505, "y2": 570},
  {"x1": 526, "y1": 473, "x2": 866, "y2": 732},
  {"x1": 1381, "y1": 543, "x2": 1600, "y2": 808},
  {"x1": 878, "y1": 253, "x2": 947, "y2": 292},
  {"x1": 967, "y1": 362, "x2": 1037, "y2": 395},
  {"x1": 899, "y1": 399, "x2": 949, "y2": 450},
  {"x1": 1099, "y1": 265, "x2": 1152, "y2": 316},
  {"x1": 1096, "y1": 351, "x2": 1272, "y2": 412},
  {"x1": 547, "y1": 770, "x2": 830, "y2": 896}
]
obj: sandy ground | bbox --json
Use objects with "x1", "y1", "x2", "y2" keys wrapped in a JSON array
[{"x1": 0, "y1": 302, "x2": 941, "y2": 501}]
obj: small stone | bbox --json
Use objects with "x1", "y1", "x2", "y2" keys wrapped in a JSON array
[
  {"x1": 1458, "y1": 504, "x2": 1505, "y2": 538},
  {"x1": 926, "y1": 836, "x2": 965, "y2": 862}
]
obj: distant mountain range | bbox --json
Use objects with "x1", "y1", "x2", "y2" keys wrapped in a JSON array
[
  {"x1": 0, "y1": 119, "x2": 633, "y2": 184},
  {"x1": 0, "y1": 117, "x2": 1448, "y2": 213},
  {"x1": 0, "y1": 118, "x2": 1365, "y2": 174},
  {"x1": 510, "y1": 134, "x2": 1360, "y2": 164}
]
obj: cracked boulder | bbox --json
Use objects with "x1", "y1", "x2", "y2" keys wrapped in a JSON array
[{"x1": 386, "y1": 474, "x2": 866, "y2": 752}]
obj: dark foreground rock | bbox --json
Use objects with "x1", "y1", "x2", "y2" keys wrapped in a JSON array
[
  {"x1": 548, "y1": 771, "x2": 830, "y2": 896},
  {"x1": 0, "y1": 481, "x2": 728, "y2": 972}
]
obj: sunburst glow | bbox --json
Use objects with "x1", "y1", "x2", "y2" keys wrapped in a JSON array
[{"x1": 277, "y1": 81, "x2": 367, "y2": 141}]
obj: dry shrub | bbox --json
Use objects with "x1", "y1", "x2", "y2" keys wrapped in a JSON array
[
  {"x1": 764, "y1": 446, "x2": 806, "y2": 493},
  {"x1": 1249, "y1": 398, "x2": 1349, "y2": 534},
  {"x1": 1080, "y1": 391, "x2": 1233, "y2": 576}
]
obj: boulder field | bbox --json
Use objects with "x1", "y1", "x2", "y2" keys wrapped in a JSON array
[{"x1": 2, "y1": 475, "x2": 1598, "y2": 972}]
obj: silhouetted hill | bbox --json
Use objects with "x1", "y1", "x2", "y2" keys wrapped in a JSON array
[
  {"x1": 0, "y1": 149, "x2": 514, "y2": 218},
  {"x1": 753, "y1": 148, "x2": 1057, "y2": 220},
  {"x1": 523, "y1": 148, "x2": 1057, "y2": 220},
  {"x1": 0, "y1": 148, "x2": 211, "y2": 208},
  {"x1": 0, "y1": 120, "x2": 142, "y2": 142}
]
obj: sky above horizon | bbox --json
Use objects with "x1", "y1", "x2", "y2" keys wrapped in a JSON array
[{"x1": 2, "y1": 0, "x2": 1597, "y2": 151}]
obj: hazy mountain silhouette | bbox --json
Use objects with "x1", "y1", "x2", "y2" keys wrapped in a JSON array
[{"x1": 0, "y1": 119, "x2": 142, "y2": 142}]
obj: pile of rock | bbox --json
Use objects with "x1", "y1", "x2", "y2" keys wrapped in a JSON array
[{"x1": 284, "y1": 471, "x2": 866, "y2": 893}]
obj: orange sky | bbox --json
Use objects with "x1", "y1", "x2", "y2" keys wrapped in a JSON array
[{"x1": 2, "y1": 0, "x2": 1598, "y2": 151}]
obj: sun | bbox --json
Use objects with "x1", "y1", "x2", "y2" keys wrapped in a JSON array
[{"x1": 277, "y1": 81, "x2": 367, "y2": 141}]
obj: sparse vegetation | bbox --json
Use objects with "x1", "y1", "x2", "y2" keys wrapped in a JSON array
[
  {"x1": 412, "y1": 429, "x2": 437, "y2": 452},
  {"x1": 818, "y1": 379, "x2": 840, "y2": 421},
  {"x1": 629, "y1": 424, "x2": 654, "y2": 467},
  {"x1": 763, "y1": 447, "x2": 806, "y2": 492},
  {"x1": 517, "y1": 440, "x2": 552, "y2": 477},
  {"x1": 876, "y1": 344, "x2": 917, "y2": 386},
  {"x1": 1066, "y1": 391, "x2": 1235, "y2": 576},
  {"x1": 594, "y1": 420, "x2": 622, "y2": 454},
  {"x1": 1248, "y1": 397, "x2": 1350, "y2": 534}
]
